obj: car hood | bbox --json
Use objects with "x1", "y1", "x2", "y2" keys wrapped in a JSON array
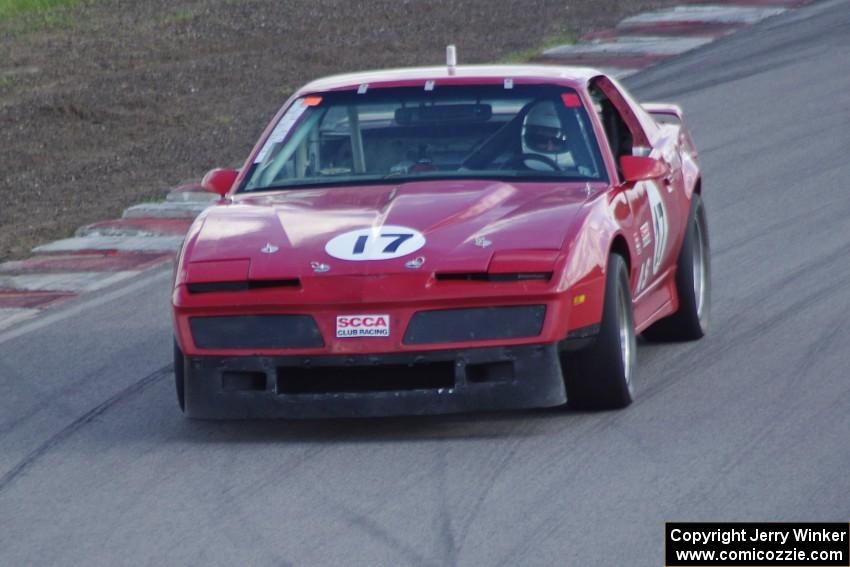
[{"x1": 186, "y1": 179, "x2": 598, "y2": 279}]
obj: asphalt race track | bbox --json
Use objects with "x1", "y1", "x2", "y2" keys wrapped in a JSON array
[{"x1": 1, "y1": 2, "x2": 849, "y2": 565}]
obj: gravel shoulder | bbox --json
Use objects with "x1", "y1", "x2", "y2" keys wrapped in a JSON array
[{"x1": 0, "y1": 0, "x2": 676, "y2": 260}]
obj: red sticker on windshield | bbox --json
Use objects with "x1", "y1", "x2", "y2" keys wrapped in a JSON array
[{"x1": 561, "y1": 93, "x2": 581, "y2": 107}]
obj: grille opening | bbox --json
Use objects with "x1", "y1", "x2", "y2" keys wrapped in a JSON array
[
  {"x1": 403, "y1": 305, "x2": 546, "y2": 345},
  {"x1": 190, "y1": 314, "x2": 323, "y2": 349},
  {"x1": 435, "y1": 272, "x2": 551, "y2": 282},
  {"x1": 467, "y1": 361, "x2": 515, "y2": 383},
  {"x1": 222, "y1": 371, "x2": 267, "y2": 392},
  {"x1": 187, "y1": 279, "x2": 300, "y2": 293},
  {"x1": 277, "y1": 362, "x2": 455, "y2": 394}
]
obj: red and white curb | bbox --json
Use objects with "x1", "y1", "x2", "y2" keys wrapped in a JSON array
[
  {"x1": 0, "y1": 183, "x2": 214, "y2": 330},
  {"x1": 537, "y1": 0, "x2": 813, "y2": 78},
  {"x1": 0, "y1": 0, "x2": 815, "y2": 331}
]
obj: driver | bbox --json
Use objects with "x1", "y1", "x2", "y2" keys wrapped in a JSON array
[{"x1": 521, "y1": 101, "x2": 576, "y2": 171}]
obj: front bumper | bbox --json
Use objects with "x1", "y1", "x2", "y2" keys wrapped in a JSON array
[{"x1": 183, "y1": 343, "x2": 566, "y2": 419}]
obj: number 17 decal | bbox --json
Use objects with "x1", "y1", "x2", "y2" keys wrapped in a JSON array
[
  {"x1": 645, "y1": 181, "x2": 669, "y2": 273},
  {"x1": 326, "y1": 226, "x2": 426, "y2": 261},
  {"x1": 352, "y1": 233, "x2": 414, "y2": 255}
]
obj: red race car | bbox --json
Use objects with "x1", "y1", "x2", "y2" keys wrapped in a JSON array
[{"x1": 172, "y1": 59, "x2": 709, "y2": 418}]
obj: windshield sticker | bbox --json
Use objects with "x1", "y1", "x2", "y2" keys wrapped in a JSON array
[
  {"x1": 561, "y1": 92, "x2": 581, "y2": 107},
  {"x1": 253, "y1": 98, "x2": 310, "y2": 163}
]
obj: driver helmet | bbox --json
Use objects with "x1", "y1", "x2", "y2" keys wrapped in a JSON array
[{"x1": 521, "y1": 101, "x2": 575, "y2": 171}]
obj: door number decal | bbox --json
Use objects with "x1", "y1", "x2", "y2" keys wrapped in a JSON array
[{"x1": 645, "y1": 181, "x2": 668, "y2": 274}]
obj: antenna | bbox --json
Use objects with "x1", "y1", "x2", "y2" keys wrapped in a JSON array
[{"x1": 446, "y1": 44, "x2": 457, "y2": 70}]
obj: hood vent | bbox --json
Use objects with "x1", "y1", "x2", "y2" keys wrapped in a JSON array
[{"x1": 187, "y1": 279, "x2": 300, "y2": 294}]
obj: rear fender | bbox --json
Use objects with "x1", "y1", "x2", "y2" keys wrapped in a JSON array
[{"x1": 645, "y1": 102, "x2": 698, "y2": 160}]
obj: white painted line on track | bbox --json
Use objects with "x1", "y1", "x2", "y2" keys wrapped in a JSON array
[
  {"x1": 0, "y1": 267, "x2": 172, "y2": 344},
  {"x1": 0, "y1": 308, "x2": 40, "y2": 331}
]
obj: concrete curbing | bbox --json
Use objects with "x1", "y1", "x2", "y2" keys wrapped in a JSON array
[
  {"x1": 123, "y1": 201, "x2": 212, "y2": 219},
  {"x1": 32, "y1": 235, "x2": 186, "y2": 254},
  {"x1": 0, "y1": 0, "x2": 815, "y2": 329},
  {"x1": 0, "y1": 271, "x2": 139, "y2": 293},
  {"x1": 75, "y1": 218, "x2": 194, "y2": 238},
  {"x1": 544, "y1": 36, "x2": 716, "y2": 58},
  {"x1": 0, "y1": 252, "x2": 174, "y2": 274},
  {"x1": 620, "y1": 5, "x2": 787, "y2": 26},
  {"x1": 537, "y1": 0, "x2": 810, "y2": 75},
  {"x1": 166, "y1": 183, "x2": 219, "y2": 202}
]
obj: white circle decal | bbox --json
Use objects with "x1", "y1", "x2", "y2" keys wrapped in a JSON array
[{"x1": 325, "y1": 226, "x2": 426, "y2": 261}]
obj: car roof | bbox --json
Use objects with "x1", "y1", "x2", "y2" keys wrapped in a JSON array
[{"x1": 296, "y1": 64, "x2": 603, "y2": 95}]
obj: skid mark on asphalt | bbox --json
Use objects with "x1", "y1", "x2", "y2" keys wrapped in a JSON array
[
  {"x1": 217, "y1": 444, "x2": 329, "y2": 500},
  {"x1": 785, "y1": 313, "x2": 847, "y2": 391},
  {"x1": 451, "y1": 433, "x2": 526, "y2": 552},
  {"x1": 201, "y1": 443, "x2": 332, "y2": 564},
  {"x1": 194, "y1": 446, "x2": 311, "y2": 567},
  {"x1": 0, "y1": 364, "x2": 132, "y2": 440},
  {"x1": 635, "y1": 240, "x2": 850, "y2": 511},
  {"x1": 673, "y1": 313, "x2": 850, "y2": 510},
  {"x1": 211, "y1": 506, "x2": 297, "y2": 567},
  {"x1": 636, "y1": 233, "x2": 850, "y2": 406},
  {"x1": 0, "y1": 364, "x2": 171, "y2": 494},
  {"x1": 432, "y1": 443, "x2": 459, "y2": 567},
  {"x1": 490, "y1": 417, "x2": 626, "y2": 566},
  {"x1": 712, "y1": 198, "x2": 844, "y2": 259},
  {"x1": 328, "y1": 495, "x2": 434, "y2": 567},
  {"x1": 425, "y1": 416, "x2": 581, "y2": 564}
]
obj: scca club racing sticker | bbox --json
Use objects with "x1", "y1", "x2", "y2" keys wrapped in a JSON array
[
  {"x1": 336, "y1": 314, "x2": 390, "y2": 338},
  {"x1": 325, "y1": 226, "x2": 425, "y2": 261}
]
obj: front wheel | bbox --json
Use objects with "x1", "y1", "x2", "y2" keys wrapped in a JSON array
[{"x1": 562, "y1": 254, "x2": 636, "y2": 410}]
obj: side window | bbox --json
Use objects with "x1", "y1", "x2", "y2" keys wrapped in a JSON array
[{"x1": 589, "y1": 83, "x2": 633, "y2": 178}]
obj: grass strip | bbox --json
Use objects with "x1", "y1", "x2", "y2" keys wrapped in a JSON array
[{"x1": 0, "y1": 0, "x2": 80, "y2": 22}]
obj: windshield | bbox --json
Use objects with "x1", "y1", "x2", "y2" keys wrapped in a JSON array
[{"x1": 240, "y1": 84, "x2": 607, "y2": 192}]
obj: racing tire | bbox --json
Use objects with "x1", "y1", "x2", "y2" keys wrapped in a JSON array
[
  {"x1": 643, "y1": 193, "x2": 710, "y2": 342},
  {"x1": 174, "y1": 338, "x2": 186, "y2": 412},
  {"x1": 563, "y1": 254, "x2": 636, "y2": 410}
]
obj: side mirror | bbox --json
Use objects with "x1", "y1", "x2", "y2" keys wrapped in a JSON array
[
  {"x1": 201, "y1": 168, "x2": 239, "y2": 197},
  {"x1": 620, "y1": 155, "x2": 668, "y2": 183}
]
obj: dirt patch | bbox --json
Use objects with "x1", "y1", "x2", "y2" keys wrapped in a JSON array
[{"x1": 0, "y1": 0, "x2": 677, "y2": 261}]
